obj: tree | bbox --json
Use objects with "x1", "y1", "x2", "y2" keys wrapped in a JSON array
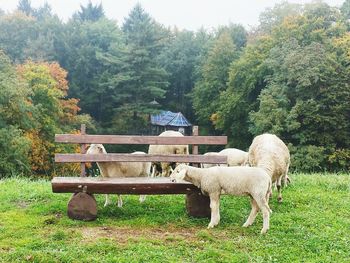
[
  {"x1": 258, "y1": 1, "x2": 302, "y2": 34},
  {"x1": 214, "y1": 36, "x2": 273, "y2": 149},
  {"x1": 17, "y1": 0, "x2": 33, "y2": 16},
  {"x1": 59, "y1": 18, "x2": 123, "y2": 125},
  {"x1": 250, "y1": 40, "x2": 350, "y2": 171},
  {"x1": 17, "y1": 61, "x2": 91, "y2": 175},
  {"x1": 158, "y1": 29, "x2": 210, "y2": 121},
  {"x1": 99, "y1": 4, "x2": 169, "y2": 133},
  {"x1": 0, "y1": 51, "x2": 33, "y2": 176},
  {"x1": 193, "y1": 32, "x2": 239, "y2": 130},
  {"x1": 216, "y1": 23, "x2": 247, "y2": 49},
  {"x1": 341, "y1": 0, "x2": 350, "y2": 19},
  {"x1": 0, "y1": 12, "x2": 36, "y2": 62},
  {"x1": 74, "y1": 1, "x2": 104, "y2": 22}
]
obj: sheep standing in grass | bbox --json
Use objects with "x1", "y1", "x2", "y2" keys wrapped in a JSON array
[
  {"x1": 148, "y1": 130, "x2": 189, "y2": 177},
  {"x1": 170, "y1": 164, "x2": 272, "y2": 234},
  {"x1": 248, "y1": 133, "x2": 290, "y2": 202},
  {"x1": 86, "y1": 144, "x2": 151, "y2": 207},
  {"x1": 201, "y1": 148, "x2": 248, "y2": 168}
]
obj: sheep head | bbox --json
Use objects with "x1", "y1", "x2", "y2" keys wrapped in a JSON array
[
  {"x1": 86, "y1": 144, "x2": 107, "y2": 154},
  {"x1": 170, "y1": 164, "x2": 188, "y2": 182}
]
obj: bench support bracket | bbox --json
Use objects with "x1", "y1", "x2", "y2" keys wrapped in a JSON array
[
  {"x1": 186, "y1": 192, "x2": 210, "y2": 218},
  {"x1": 67, "y1": 192, "x2": 97, "y2": 221}
]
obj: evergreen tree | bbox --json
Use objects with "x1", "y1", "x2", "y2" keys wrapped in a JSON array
[
  {"x1": 102, "y1": 3, "x2": 169, "y2": 131},
  {"x1": 341, "y1": 0, "x2": 350, "y2": 19},
  {"x1": 17, "y1": 0, "x2": 33, "y2": 16},
  {"x1": 60, "y1": 18, "x2": 123, "y2": 125},
  {"x1": 74, "y1": 1, "x2": 104, "y2": 22}
]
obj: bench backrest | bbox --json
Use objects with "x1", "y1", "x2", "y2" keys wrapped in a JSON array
[{"x1": 55, "y1": 125, "x2": 227, "y2": 177}]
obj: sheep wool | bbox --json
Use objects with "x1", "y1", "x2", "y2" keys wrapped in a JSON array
[
  {"x1": 248, "y1": 133, "x2": 290, "y2": 202},
  {"x1": 148, "y1": 130, "x2": 189, "y2": 177},
  {"x1": 201, "y1": 148, "x2": 248, "y2": 168},
  {"x1": 86, "y1": 144, "x2": 151, "y2": 207},
  {"x1": 171, "y1": 164, "x2": 272, "y2": 234}
]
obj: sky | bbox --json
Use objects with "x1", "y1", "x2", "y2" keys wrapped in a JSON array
[{"x1": 0, "y1": 0, "x2": 346, "y2": 30}]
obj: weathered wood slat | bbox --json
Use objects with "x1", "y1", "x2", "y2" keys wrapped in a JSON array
[
  {"x1": 55, "y1": 153, "x2": 227, "y2": 164},
  {"x1": 55, "y1": 134, "x2": 227, "y2": 145},
  {"x1": 52, "y1": 177, "x2": 199, "y2": 194}
]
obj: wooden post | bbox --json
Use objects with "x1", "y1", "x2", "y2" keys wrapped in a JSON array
[
  {"x1": 80, "y1": 124, "x2": 86, "y2": 177},
  {"x1": 186, "y1": 126, "x2": 211, "y2": 218},
  {"x1": 192, "y1": 126, "x2": 199, "y2": 156}
]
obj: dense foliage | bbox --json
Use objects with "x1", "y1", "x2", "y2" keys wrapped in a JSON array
[{"x1": 0, "y1": 0, "x2": 349, "y2": 175}]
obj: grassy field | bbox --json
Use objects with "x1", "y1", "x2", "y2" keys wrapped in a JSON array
[{"x1": 0, "y1": 173, "x2": 349, "y2": 263}]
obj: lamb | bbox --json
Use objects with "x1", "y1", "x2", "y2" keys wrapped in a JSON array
[
  {"x1": 201, "y1": 148, "x2": 248, "y2": 168},
  {"x1": 86, "y1": 144, "x2": 151, "y2": 207},
  {"x1": 247, "y1": 133, "x2": 290, "y2": 202},
  {"x1": 201, "y1": 152, "x2": 220, "y2": 168},
  {"x1": 148, "y1": 130, "x2": 189, "y2": 177},
  {"x1": 170, "y1": 164, "x2": 272, "y2": 234}
]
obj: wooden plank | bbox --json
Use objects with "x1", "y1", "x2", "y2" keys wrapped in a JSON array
[
  {"x1": 55, "y1": 134, "x2": 227, "y2": 145},
  {"x1": 52, "y1": 177, "x2": 199, "y2": 194},
  {"x1": 80, "y1": 124, "x2": 86, "y2": 177},
  {"x1": 192, "y1": 126, "x2": 199, "y2": 168},
  {"x1": 55, "y1": 153, "x2": 227, "y2": 164},
  {"x1": 192, "y1": 126, "x2": 199, "y2": 154}
]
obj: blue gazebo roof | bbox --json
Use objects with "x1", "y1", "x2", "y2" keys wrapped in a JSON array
[{"x1": 151, "y1": 111, "x2": 192, "y2": 127}]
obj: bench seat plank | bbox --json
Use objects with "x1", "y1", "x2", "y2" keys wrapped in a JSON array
[{"x1": 52, "y1": 177, "x2": 199, "y2": 195}]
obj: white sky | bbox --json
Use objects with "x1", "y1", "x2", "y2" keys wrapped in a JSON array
[{"x1": 0, "y1": 0, "x2": 346, "y2": 30}]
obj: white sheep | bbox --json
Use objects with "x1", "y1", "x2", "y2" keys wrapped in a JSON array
[
  {"x1": 148, "y1": 130, "x2": 189, "y2": 177},
  {"x1": 201, "y1": 152, "x2": 220, "y2": 168},
  {"x1": 170, "y1": 164, "x2": 272, "y2": 234},
  {"x1": 201, "y1": 148, "x2": 248, "y2": 168},
  {"x1": 248, "y1": 133, "x2": 290, "y2": 202},
  {"x1": 86, "y1": 144, "x2": 151, "y2": 207}
]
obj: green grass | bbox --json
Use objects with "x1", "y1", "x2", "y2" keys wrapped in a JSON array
[{"x1": 0, "y1": 173, "x2": 349, "y2": 262}]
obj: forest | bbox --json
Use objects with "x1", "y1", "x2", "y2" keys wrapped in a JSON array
[{"x1": 0, "y1": 0, "x2": 349, "y2": 176}]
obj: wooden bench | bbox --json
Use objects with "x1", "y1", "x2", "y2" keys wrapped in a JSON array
[{"x1": 52, "y1": 125, "x2": 227, "y2": 221}]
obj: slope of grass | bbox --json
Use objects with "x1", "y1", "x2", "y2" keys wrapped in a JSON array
[{"x1": 0, "y1": 173, "x2": 349, "y2": 262}]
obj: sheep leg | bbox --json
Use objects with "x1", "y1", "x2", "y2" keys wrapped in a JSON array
[
  {"x1": 117, "y1": 195, "x2": 123, "y2": 208},
  {"x1": 283, "y1": 166, "x2": 290, "y2": 187},
  {"x1": 161, "y1": 163, "x2": 169, "y2": 177},
  {"x1": 277, "y1": 177, "x2": 283, "y2": 203},
  {"x1": 139, "y1": 195, "x2": 146, "y2": 203},
  {"x1": 104, "y1": 194, "x2": 112, "y2": 207},
  {"x1": 151, "y1": 164, "x2": 158, "y2": 178},
  {"x1": 255, "y1": 198, "x2": 270, "y2": 234},
  {"x1": 243, "y1": 198, "x2": 259, "y2": 227},
  {"x1": 150, "y1": 164, "x2": 155, "y2": 177},
  {"x1": 207, "y1": 193, "x2": 220, "y2": 229}
]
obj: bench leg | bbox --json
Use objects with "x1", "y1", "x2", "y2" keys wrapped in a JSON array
[
  {"x1": 67, "y1": 193, "x2": 97, "y2": 221},
  {"x1": 186, "y1": 192, "x2": 211, "y2": 218}
]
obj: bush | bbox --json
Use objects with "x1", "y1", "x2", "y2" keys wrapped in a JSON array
[
  {"x1": 328, "y1": 148, "x2": 350, "y2": 171},
  {"x1": 289, "y1": 144, "x2": 326, "y2": 172},
  {"x1": 0, "y1": 126, "x2": 31, "y2": 177}
]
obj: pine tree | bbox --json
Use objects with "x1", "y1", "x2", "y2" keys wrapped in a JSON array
[
  {"x1": 17, "y1": 0, "x2": 33, "y2": 16},
  {"x1": 74, "y1": 1, "x2": 104, "y2": 22}
]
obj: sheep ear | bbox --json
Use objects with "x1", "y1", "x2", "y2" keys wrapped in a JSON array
[{"x1": 182, "y1": 168, "x2": 188, "y2": 178}]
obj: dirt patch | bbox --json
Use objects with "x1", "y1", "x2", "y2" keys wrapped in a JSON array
[
  {"x1": 80, "y1": 225, "x2": 201, "y2": 244},
  {"x1": 16, "y1": 201, "x2": 29, "y2": 209}
]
